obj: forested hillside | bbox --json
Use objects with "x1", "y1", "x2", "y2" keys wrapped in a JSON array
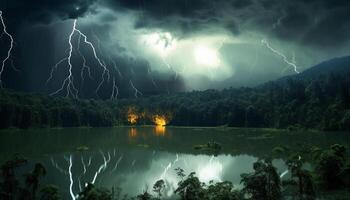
[{"x1": 1, "y1": 58, "x2": 349, "y2": 131}]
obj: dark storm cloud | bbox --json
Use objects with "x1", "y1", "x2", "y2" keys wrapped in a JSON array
[
  {"x1": 258, "y1": 0, "x2": 350, "y2": 47},
  {"x1": 3, "y1": 0, "x2": 349, "y2": 47},
  {"x1": 103, "y1": 0, "x2": 241, "y2": 36},
  {"x1": 302, "y1": 7, "x2": 350, "y2": 47},
  {"x1": 103, "y1": 0, "x2": 350, "y2": 47},
  {"x1": 231, "y1": 0, "x2": 253, "y2": 9},
  {"x1": 0, "y1": 0, "x2": 96, "y2": 25}
]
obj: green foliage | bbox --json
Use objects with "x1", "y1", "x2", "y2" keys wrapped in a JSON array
[
  {"x1": 0, "y1": 157, "x2": 49, "y2": 200},
  {"x1": 0, "y1": 72, "x2": 349, "y2": 130},
  {"x1": 240, "y1": 159, "x2": 281, "y2": 200},
  {"x1": 40, "y1": 185, "x2": 60, "y2": 200},
  {"x1": 175, "y1": 172, "x2": 206, "y2": 200},
  {"x1": 136, "y1": 190, "x2": 153, "y2": 200},
  {"x1": 315, "y1": 145, "x2": 347, "y2": 189},
  {"x1": 78, "y1": 183, "x2": 113, "y2": 200},
  {"x1": 340, "y1": 110, "x2": 350, "y2": 131},
  {"x1": 152, "y1": 180, "x2": 165, "y2": 198},
  {"x1": 286, "y1": 155, "x2": 316, "y2": 200},
  {"x1": 174, "y1": 170, "x2": 242, "y2": 200},
  {"x1": 206, "y1": 181, "x2": 243, "y2": 200}
]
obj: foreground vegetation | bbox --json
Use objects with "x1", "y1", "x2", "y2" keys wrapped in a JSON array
[
  {"x1": 1, "y1": 144, "x2": 350, "y2": 200},
  {"x1": 0, "y1": 71, "x2": 349, "y2": 131}
]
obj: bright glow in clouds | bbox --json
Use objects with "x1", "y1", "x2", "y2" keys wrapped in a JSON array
[
  {"x1": 141, "y1": 32, "x2": 176, "y2": 56},
  {"x1": 90, "y1": 11, "x2": 235, "y2": 84},
  {"x1": 195, "y1": 45, "x2": 221, "y2": 68},
  {"x1": 139, "y1": 32, "x2": 234, "y2": 81}
]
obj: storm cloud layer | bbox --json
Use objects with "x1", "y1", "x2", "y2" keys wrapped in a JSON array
[
  {"x1": 3, "y1": 0, "x2": 349, "y2": 46},
  {"x1": 0, "y1": 0, "x2": 349, "y2": 97}
]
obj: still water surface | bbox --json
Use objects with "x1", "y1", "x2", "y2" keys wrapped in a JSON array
[{"x1": 0, "y1": 127, "x2": 349, "y2": 199}]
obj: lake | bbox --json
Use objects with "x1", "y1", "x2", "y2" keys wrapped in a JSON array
[{"x1": 0, "y1": 127, "x2": 349, "y2": 199}]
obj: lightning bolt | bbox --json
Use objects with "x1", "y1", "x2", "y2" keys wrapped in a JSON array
[
  {"x1": 68, "y1": 155, "x2": 76, "y2": 200},
  {"x1": 91, "y1": 151, "x2": 111, "y2": 184},
  {"x1": 173, "y1": 154, "x2": 179, "y2": 165},
  {"x1": 111, "y1": 59, "x2": 123, "y2": 79},
  {"x1": 159, "y1": 154, "x2": 180, "y2": 180},
  {"x1": 87, "y1": 156, "x2": 92, "y2": 167},
  {"x1": 77, "y1": 34, "x2": 93, "y2": 88},
  {"x1": 47, "y1": 19, "x2": 111, "y2": 98},
  {"x1": 261, "y1": 39, "x2": 300, "y2": 74},
  {"x1": 111, "y1": 154, "x2": 123, "y2": 172},
  {"x1": 0, "y1": 10, "x2": 14, "y2": 88},
  {"x1": 129, "y1": 80, "x2": 143, "y2": 98},
  {"x1": 161, "y1": 56, "x2": 181, "y2": 80},
  {"x1": 53, "y1": 153, "x2": 123, "y2": 199},
  {"x1": 280, "y1": 169, "x2": 289, "y2": 178},
  {"x1": 51, "y1": 156, "x2": 77, "y2": 199},
  {"x1": 110, "y1": 77, "x2": 119, "y2": 100},
  {"x1": 50, "y1": 157, "x2": 68, "y2": 175},
  {"x1": 160, "y1": 162, "x2": 172, "y2": 180},
  {"x1": 131, "y1": 159, "x2": 136, "y2": 167},
  {"x1": 280, "y1": 51, "x2": 297, "y2": 75},
  {"x1": 78, "y1": 156, "x2": 87, "y2": 192},
  {"x1": 147, "y1": 66, "x2": 158, "y2": 89}
]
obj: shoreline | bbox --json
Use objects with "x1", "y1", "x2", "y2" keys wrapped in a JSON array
[{"x1": 0, "y1": 125, "x2": 327, "y2": 133}]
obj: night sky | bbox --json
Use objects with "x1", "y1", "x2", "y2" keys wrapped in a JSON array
[{"x1": 0, "y1": 0, "x2": 349, "y2": 98}]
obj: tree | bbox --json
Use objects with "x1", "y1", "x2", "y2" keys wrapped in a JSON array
[
  {"x1": 241, "y1": 160, "x2": 281, "y2": 200},
  {"x1": 316, "y1": 145, "x2": 347, "y2": 189},
  {"x1": 245, "y1": 106, "x2": 263, "y2": 128},
  {"x1": 340, "y1": 110, "x2": 350, "y2": 131},
  {"x1": 286, "y1": 155, "x2": 315, "y2": 199},
  {"x1": 175, "y1": 172, "x2": 206, "y2": 200},
  {"x1": 22, "y1": 163, "x2": 47, "y2": 200},
  {"x1": 19, "y1": 106, "x2": 32, "y2": 129},
  {"x1": 152, "y1": 180, "x2": 165, "y2": 199},
  {"x1": 0, "y1": 157, "x2": 28, "y2": 199},
  {"x1": 78, "y1": 183, "x2": 112, "y2": 200},
  {"x1": 40, "y1": 185, "x2": 61, "y2": 200},
  {"x1": 137, "y1": 190, "x2": 153, "y2": 200}
]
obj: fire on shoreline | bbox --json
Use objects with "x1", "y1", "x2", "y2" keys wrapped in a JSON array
[
  {"x1": 153, "y1": 115, "x2": 167, "y2": 126},
  {"x1": 127, "y1": 107, "x2": 139, "y2": 125},
  {"x1": 128, "y1": 113, "x2": 138, "y2": 124}
]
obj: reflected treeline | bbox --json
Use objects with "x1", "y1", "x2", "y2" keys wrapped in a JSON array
[
  {"x1": 1, "y1": 144, "x2": 350, "y2": 200},
  {"x1": 1, "y1": 127, "x2": 349, "y2": 165}
]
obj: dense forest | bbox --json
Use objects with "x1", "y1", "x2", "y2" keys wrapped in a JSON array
[
  {"x1": 0, "y1": 56, "x2": 349, "y2": 130},
  {"x1": 0, "y1": 68, "x2": 349, "y2": 131}
]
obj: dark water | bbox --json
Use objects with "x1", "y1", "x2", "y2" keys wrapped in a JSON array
[{"x1": 0, "y1": 127, "x2": 349, "y2": 199}]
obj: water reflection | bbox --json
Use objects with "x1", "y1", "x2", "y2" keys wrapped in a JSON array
[
  {"x1": 198, "y1": 156, "x2": 223, "y2": 183},
  {"x1": 128, "y1": 127, "x2": 137, "y2": 138},
  {"x1": 1, "y1": 127, "x2": 350, "y2": 199},
  {"x1": 43, "y1": 150, "x2": 277, "y2": 199},
  {"x1": 155, "y1": 126, "x2": 166, "y2": 136}
]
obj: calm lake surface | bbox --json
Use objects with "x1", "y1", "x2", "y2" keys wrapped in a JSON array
[{"x1": 0, "y1": 127, "x2": 349, "y2": 199}]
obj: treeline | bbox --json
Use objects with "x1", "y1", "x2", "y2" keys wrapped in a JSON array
[
  {"x1": 121, "y1": 72, "x2": 350, "y2": 131},
  {"x1": 0, "y1": 72, "x2": 349, "y2": 130}
]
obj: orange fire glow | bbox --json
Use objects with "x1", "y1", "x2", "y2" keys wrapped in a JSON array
[
  {"x1": 129, "y1": 127, "x2": 137, "y2": 138},
  {"x1": 155, "y1": 125, "x2": 166, "y2": 136},
  {"x1": 128, "y1": 113, "x2": 138, "y2": 124},
  {"x1": 127, "y1": 107, "x2": 139, "y2": 125},
  {"x1": 153, "y1": 115, "x2": 167, "y2": 126}
]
